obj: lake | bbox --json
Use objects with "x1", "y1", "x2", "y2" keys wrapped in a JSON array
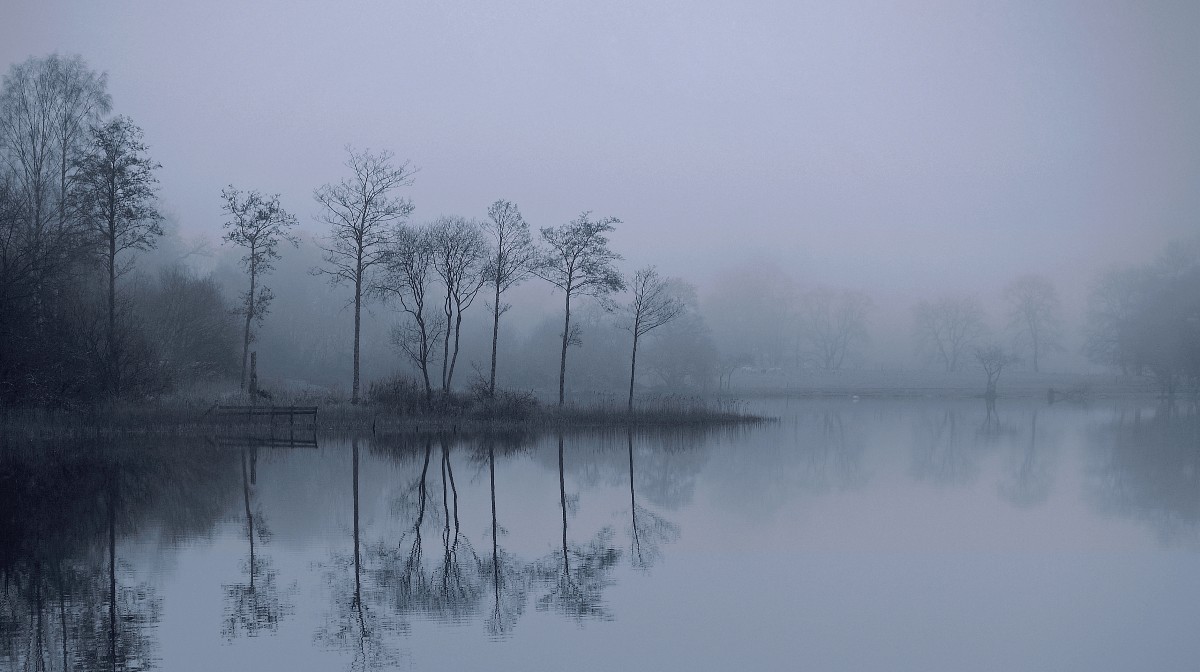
[{"x1": 2, "y1": 398, "x2": 1198, "y2": 671}]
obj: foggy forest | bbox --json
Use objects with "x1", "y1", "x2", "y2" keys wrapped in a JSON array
[
  {"x1": 1, "y1": 52, "x2": 1196, "y2": 411},
  {"x1": 2, "y1": 3, "x2": 1199, "y2": 672}
]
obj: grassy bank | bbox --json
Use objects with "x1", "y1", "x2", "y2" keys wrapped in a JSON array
[{"x1": 0, "y1": 391, "x2": 768, "y2": 440}]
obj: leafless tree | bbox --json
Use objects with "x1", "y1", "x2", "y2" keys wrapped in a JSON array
[
  {"x1": 313, "y1": 146, "x2": 416, "y2": 404},
  {"x1": 1004, "y1": 274, "x2": 1061, "y2": 373},
  {"x1": 799, "y1": 287, "x2": 872, "y2": 371},
  {"x1": 221, "y1": 187, "x2": 298, "y2": 390},
  {"x1": 376, "y1": 226, "x2": 443, "y2": 404},
  {"x1": 621, "y1": 266, "x2": 684, "y2": 411},
  {"x1": 429, "y1": 215, "x2": 488, "y2": 393},
  {"x1": 481, "y1": 199, "x2": 538, "y2": 396},
  {"x1": 73, "y1": 116, "x2": 162, "y2": 396},
  {"x1": 913, "y1": 296, "x2": 987, "y2": 372},
  {"x1": 0, "y1": 54, "x2": 109, "y2": 301},
  {"x1": 975, "y1": 344, "x2": 1020, "y2": 398},
  {"x1": 533, "y1": 212, "x2": 625, "y2": 406}
]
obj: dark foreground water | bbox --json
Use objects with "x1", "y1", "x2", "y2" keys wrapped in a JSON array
[{"x1": 2, "y1": 399, "x2": 1199, "y2": 671}]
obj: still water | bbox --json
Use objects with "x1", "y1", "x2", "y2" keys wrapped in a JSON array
[{"x1": 2, "y1": 399, "x2": 1199, "y2": 671}]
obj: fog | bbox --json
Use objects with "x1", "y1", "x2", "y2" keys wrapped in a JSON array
[{"x1": 2, "y1": 1, "x2": 1198, "y2": 400}]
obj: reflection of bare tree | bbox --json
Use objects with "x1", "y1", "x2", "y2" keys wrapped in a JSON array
[
  {"x1": 314, "y1": 439, "x2": 399, "y2": 671},
  {"x1": 222, "y1": 448, "x2": 293, "y2": 639},
  {"x1": 1087, "y1": 406, "x2": 1200, "y2": 541},
  {"x1": 483, "y1": 438, "x2": 526, "y2": 638},
  {"x1": 626, "y1": 431, "x2": 679, "y2": 570},
  {"x1": 535, "y1": 435, "x2": 621, "y2": 620},
  {"x1": 997, "y1": 410, "x2": 1054, "y2": 508},
  {"x1": 911, "y1": 408, "x2": 978, "y2": 485}
]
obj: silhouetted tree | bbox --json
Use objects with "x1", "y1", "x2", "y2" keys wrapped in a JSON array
[
  {"x1": 73, "y1": 115, "x2": 162, "y2": 397},
  {"x1": 481, "y1": 199, "x2": 538, "y2": 397},
  {"x1": 429, "y1": 216, "x2": 488, "y2": 393},
  {"x1": 221, "y1": 187, "x2": 299, "y2": 390},
  {"x1": 377, "y1": 226, "x2": 442, "y2": 404},
  {"x1": 622, "y1": 266, "x2": 684, "y2": 411},
  {"x1": 799, "y1": 286, "x2": 872, "y2": 371},
  {"x1": 533, "y1": 213, "x2": 625, "y2": 406},
  {"x1": 974, "y1": 344, "x2": 1019, "y2": 398},
  {"x1": 314, "y1": 147, "x2": 416, "y2": 404},
  {"x1": 913, "y1": 296, "x2": 987, "y2": 372},
  {"x1": 1004, "y1": 274, "x2": 1061, "y2": 372}
]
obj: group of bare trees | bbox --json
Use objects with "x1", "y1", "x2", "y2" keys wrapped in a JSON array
[
  {"x1": 912, "y1": 274, "x2": 1064, "y2": 382},
  {"x1": 1, "y1": 54, "x2": 238, "y2": 403},
  {"x1": 704, "y1": 263, "x2": 875, "y2": 372},
  {"x1": 311, "y1": 147, "x2": 689, "y2": 407}
]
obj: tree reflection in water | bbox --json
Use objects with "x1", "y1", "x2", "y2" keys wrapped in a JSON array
[
  {"x1": 1087, "y1": 404, "x2": 1200, "y2": 541},
  {"x1": 534, "y1": 435, "x2": 621, "y2": 620},
  {"x1": 222, "y1": 446, "x2": 294, "y2": 639},
  {"x1": 0, "y1": 437, "x2": 236, "y2": 671},
  {"x1": 314, "y1": 438, "x2": 401, "y2": 671},
  {"x1": 997, "y1": 410, "x2": 1055, "y2": 508},
  {"x1": 626, "y1": 430, "x2": 679, "y2": 571}
]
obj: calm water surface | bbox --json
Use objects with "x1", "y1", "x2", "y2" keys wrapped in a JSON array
[{"x1": 3, "y1": 399, "x2": 1199, "y2": 671}]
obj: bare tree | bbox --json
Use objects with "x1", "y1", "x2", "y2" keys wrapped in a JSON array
[
  {"x1": 481, "y1": 199, "x2": 537, "y2": 396},
  {"x1": 48, "y1": 55, "x2": 112, "y2": 231},
  {"x1": 622, "y1": 266, "x2": 684, "y2": 411},
  {"x1": 533, "y1": 212, "x2": 625, "y2": 406},
  {"x1": 913, "y1": 296, "x2": 987, "y2": 372},
  {"x1": 0, "y1": 54, "x2": 108, "y2": 296},
  {"x1": 799, "y1": 287, "x2": 872, "y2": 371},
  {"x1": 313, "y1": 146, "x2": 416, "y2": 404},
  {"x1": 376, "y1": 226, "x2": 442, "y2": 404},
  {"x1": 428, "y1": 215, "x2": 488, "y2": 393},
  {"x1": 73, "y1": 116, "x2": 162, "y2": 396},
  {"x1": 1004, "y1": 274, "x2": 1061, "y2": 373},
  {"x1": 975, "y1": 344, "x2": 1020, "y2": 398},
  {"x1": 221, "y1": 187, "x2": 298, "y2": 390}
]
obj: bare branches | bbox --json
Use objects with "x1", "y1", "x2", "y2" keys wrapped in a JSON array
[
  {"x1": 1004, "y1": 274, "x2": 1061, "y2": 373},
  {"x1": 913, "y1": 296, "x2": 987, "y2": 372},
  {"x1": 429, "y1": 215, "x2": 488, "y2": 392},
  {"x1": 623, "y1": 266, "x2": 685, "y2": 410},
  {"x1": 799, "y1": 287, "x2": 872, "y2": 371},
  {"x1": 481, "y1": 199, "x2": 538, "y2": 396},
  {"x1": 313, "y1": 145, "x2": 417, "y2": 403},
  {"x1": 534, "y1": 211, "x2": 626, "y2": 406},
  {"x1": 533, "y1": 212, "x2": 625, "y2": 299}
]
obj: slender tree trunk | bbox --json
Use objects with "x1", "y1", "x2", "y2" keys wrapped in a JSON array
[
  {"x1": 352, "y1": 260, "x2": 362, "y2": 405},
  {"x1": 489, "y1": 441, "x2": 498, "y2": 586},
  {"x1": 628, "y1": 431, "x2": 640, "y2": 558},
  {"x1": 441, "y1": 292, "x2": 452, "y2": 393},
  {"x1": 558, "y1": 435, "x2": 568, "y2": 574},
  {"x1": 558, "y1": 292, "x2": 571, "y2": 407},
  {"x1": 107, "y1": 211, "x2": 118, "y2": 399},
  {"x1": 352, "y1": 440, "x2": 361, "y2": 607},
  {"x1": 447, "y1": 308, "x2": 464, "y2": 392},
  {"x1": 489, "y1": 279, "x2": 501, "y2": 397},
  {"x1": 240, "y1": 266, "x2": 255, "y2": 391},
  {"x1": 627, "y1": 331, "x2": 639, "y2": 412}
]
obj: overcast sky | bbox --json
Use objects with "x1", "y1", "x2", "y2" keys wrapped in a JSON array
[{"x1": 4, "y1": 0, "x2": 1198, "y2": 304}]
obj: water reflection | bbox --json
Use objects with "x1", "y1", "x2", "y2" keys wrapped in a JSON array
[
  {"x1": 3, "y1": 402, "x2": 1200, "y2": 669},
  {"x1": 1087, "y1": 403, "x2": 1200, "y2": 541},
  {"x1": 222, "y1": 447, "x2": 294, "y2": 639},
  {"x1": 1, "y1": 438, "x2": 237, "y2": 671}
]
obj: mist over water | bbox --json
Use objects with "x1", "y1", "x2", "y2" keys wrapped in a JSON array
[{"x1": 3, "y1": 399, "x2": 1198, "y2": 670}]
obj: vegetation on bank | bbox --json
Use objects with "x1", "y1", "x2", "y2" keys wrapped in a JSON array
[{"x1": 0, "y1": 377, "x2": 766, "y2": 439}]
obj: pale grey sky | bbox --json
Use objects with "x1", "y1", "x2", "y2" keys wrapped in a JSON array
[{"x1": 4, "y1": 0, "x2": 1197, "y2": 303}]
